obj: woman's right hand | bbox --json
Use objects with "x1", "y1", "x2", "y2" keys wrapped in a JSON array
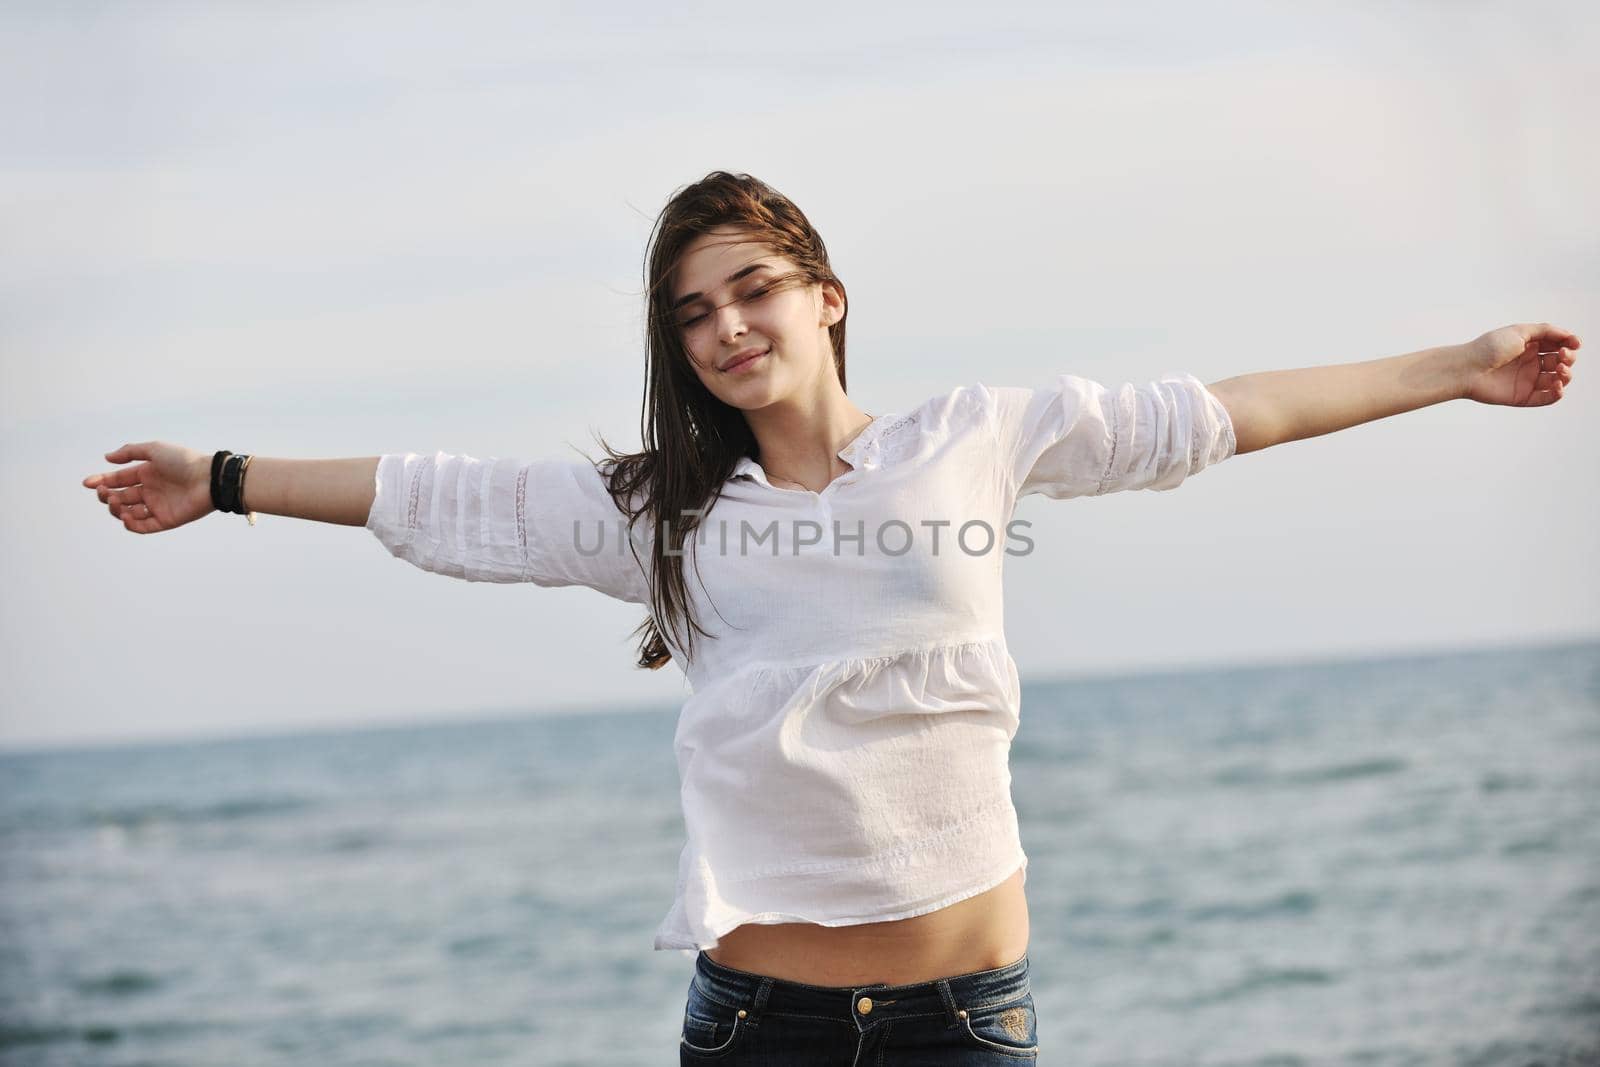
[{"x1": 82, "y1": 442, "x2": 215, "y2": 534}]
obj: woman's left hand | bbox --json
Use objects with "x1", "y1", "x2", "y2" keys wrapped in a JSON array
[{"x1": 1462, "y1": 322, "x2": 1581, "y2": 406}]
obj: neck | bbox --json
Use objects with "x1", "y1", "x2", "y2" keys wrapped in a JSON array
[{"x1": 745, "y1": 385, "x2": 874, "y2": 490}]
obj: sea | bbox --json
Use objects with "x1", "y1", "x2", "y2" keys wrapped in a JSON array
[{"x1": 2, "y1": 639, "x2": 1596, "y2": 1066}]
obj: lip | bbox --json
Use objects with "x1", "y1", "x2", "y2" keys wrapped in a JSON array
[{"x1": 721, "y1": 347, "x2": 770, "y2": 373}]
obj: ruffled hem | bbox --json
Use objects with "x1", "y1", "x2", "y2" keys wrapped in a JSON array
[{"x1": 652, "y1": 837, "x2": 1029, "y2": 953}]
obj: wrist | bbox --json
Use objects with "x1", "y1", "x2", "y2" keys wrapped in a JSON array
[
  {"x1": 1450, "y1": 341, "x2": 1488, "y2": 401},
  {"x1": 195, "y1": 453, "x2": 218, "y2": 513}
]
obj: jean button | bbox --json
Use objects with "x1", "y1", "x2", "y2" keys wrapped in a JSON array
[{"x1": 856, "y1": 996, "x2": 873, "y2": 1015}]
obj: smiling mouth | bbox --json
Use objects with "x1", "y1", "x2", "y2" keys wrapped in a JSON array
[{"x1": 723, "y1": 349, "x2": 769, "y2": 372}]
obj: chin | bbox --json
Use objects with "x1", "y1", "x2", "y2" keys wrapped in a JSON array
[
  {"x1": 723, "y1": 387, "x2": 781, "y2": 412},
  {"x1": 717, "y1": 369, "x2": 785, "y2": 402}
]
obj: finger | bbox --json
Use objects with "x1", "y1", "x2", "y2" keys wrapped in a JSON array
[
  {"x1": 83, "y1": 466, "x2": 144, "y2": 489},
  {"x1": 97, "y1": 483, "x2": 139, "y2": 505},
  {"x1": 126, "y1": 504, "x2": 161, "y2": 533},
  {"x1": 104, "y1": 443, "x2": 153, "y2": 463},
  {"x1": 1535, "y1": 323, "x2": 1581, "y2": 349},
  {"x1": 114, "y1": 500, "x2": 152, "y2": 524},
  {"x1": 107, "y1": 492, "x2": 147, "y2": 517},
  {"x1": 97, "y1": 484, "x2": 144, "y2": 506}
]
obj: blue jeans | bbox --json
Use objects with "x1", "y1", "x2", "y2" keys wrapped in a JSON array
[{"x1": 679, "y1": 949, "x2": 1039, "y2": 1064}]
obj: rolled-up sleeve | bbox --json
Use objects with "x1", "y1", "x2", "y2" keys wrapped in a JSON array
[
  {"x1": 365, "y1": 451, "x2": 652, "y2": 604},
  {"x1": 984, "y1": 373, "x2": 1236, "y2": 500}
]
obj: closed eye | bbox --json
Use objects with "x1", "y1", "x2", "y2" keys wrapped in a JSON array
[{"x1": 675, "y1": 285, "x2": 775, "y2": 330}]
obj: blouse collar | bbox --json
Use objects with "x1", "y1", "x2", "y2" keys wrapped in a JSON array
[{"x1": 732, "y1": 411, "x2": 905, "y2": 485}]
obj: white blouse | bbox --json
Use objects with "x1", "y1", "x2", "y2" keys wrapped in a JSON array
[{"x1": 364, "y1": 373, "x2": 1237, "y2": 956}]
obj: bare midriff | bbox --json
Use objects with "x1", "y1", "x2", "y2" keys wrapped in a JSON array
[{"x1": 702, "y1": 865, "x2": 1029, "y2": 987}]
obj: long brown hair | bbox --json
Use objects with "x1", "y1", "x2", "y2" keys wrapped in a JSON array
[{"x1": 587, "y1": 171, "x2": 850, "y2": 670}]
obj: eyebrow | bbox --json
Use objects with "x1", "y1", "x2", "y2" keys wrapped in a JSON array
[{"x1": 670, "y1": 261, "x2": 775, "y2": 312}]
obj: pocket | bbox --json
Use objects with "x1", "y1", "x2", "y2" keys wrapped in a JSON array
[
  {"x1": 957, "y1": 989, "x2": 1039, "y2": 1058},
  {"x1": 680, "y1": 981, "x2": 747, "y2": 1058}
]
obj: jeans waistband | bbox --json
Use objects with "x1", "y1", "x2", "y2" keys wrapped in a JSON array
[{"x1": 691, "y1": 949, "x2": 1031, "y2": 1030}]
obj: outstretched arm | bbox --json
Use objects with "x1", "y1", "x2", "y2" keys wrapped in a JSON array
[
  {"x1": 84, "y1": 443, "x2": 378, "y2": 533},
  {"x1": 1205, "y1": 322, "x2": 1581, "y2": 456}
]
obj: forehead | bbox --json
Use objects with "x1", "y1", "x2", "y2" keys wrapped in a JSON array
[{"x1": 673, "y1": 230, "x2": 785, "y2": 296}]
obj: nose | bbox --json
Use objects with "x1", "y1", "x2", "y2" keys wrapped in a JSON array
[{"x1": 714, "y1": 301, "x2": 747, "y2": 346}]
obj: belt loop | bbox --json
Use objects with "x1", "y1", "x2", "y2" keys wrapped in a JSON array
[
  {"x1": 748, "y1": 976, "x2": 774, "y2": 1028},
  {"x1": 936, "y1": 976, "x2": 961, "y2": 1025}
]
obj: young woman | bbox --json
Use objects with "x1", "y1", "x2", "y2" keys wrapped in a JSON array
[{"x1": 82, "y1": 171, "x2": 1579, "y2": 1063}]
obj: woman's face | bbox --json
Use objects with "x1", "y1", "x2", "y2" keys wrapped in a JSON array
[{"x1": 668, "y1": 227, "x2": 844, "y2": 411}]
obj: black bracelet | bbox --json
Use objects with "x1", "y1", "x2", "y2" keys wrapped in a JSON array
[
  {"x1": 211, "y1": 450, "x2": 233, "y2": 513},
  {"x1": 210, "y1": 450, "x2": 254, "y2": 517},
  {"x1": 220, "y1": 453, "x2": 246, "y2": 514}
]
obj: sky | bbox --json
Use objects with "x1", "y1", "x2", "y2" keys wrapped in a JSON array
[{"x1": 2, "y1": 0, "x2": 1596, "y2": 750}]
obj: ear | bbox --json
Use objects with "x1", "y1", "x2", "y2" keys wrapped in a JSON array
[{"x1": 818, "y1": 280, "x2": 845, "y2": 326}]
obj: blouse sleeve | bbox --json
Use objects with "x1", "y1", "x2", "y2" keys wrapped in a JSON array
[
  {"x1": 364, "y1": 451, "x2": 653, "y2": 605},
  {"x1": 984, "y1": 373, "x2": 1236, "y2": 500}
]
